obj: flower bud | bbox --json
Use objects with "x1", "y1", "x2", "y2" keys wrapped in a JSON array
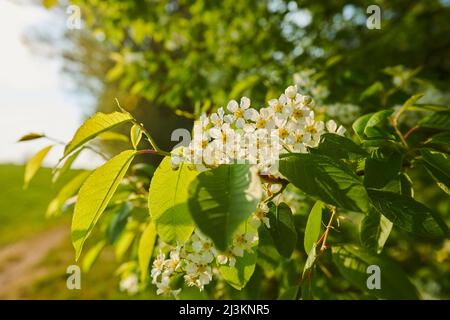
[
  {"x1": 285, "y1": 85, "x2": 297, "y2": 99},
  {"x1": 302, "y1": 95, "x2": 312, "y2": 105}
]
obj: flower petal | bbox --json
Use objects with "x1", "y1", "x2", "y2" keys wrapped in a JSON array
[
  {"x1": 240, "y1": 97, "x2": 251, "y2": 109},
  {"x1": 227, "y1": 100, "x2": 238, "y2": 113}
]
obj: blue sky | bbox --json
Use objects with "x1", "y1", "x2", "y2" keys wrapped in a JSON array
[{"x1": 0, "y1": 1, "x2": 103, "y2": 168}]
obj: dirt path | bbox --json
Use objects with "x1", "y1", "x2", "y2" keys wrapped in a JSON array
[{"x1": 0, "y1": 225, "x2": 69, "y2": 299}]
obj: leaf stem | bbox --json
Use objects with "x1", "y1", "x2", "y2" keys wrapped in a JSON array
[
  {"x1": 404, "y1": 125, "x2": 418, "y2": 139},
  {"x1": 115, "y1": 98, "x2": 170, "y2": 155},
  {"x1": 317, "y1": 206, "x2": 337, "y2": 252},
  {"x1": 262, "y1": 181, "x2": 289, "y2": 204},
  {"x1": 84, "y1": 145, "x2": 110, "y2": 161},
  {"x1": 137, "y1": 149, "x2": 170, "y2": 157},
  {"x1": 46, "y1": 135, "x2": 109, "y2": 160}
]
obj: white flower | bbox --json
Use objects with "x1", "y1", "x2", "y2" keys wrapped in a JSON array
[
  {"x1": 183, "y1": 262, "x2": 213, "y2": 291},
  {"x1": 286, "y1": 122, "x2": 311, "y2": 152},
  {"x1": 119, "y1": 274, "x2": 139, "y2": 295},
  {"x1": 232, "y1": 230, "x2": 258, "y2": 255},
  {"x1": 209, "y1": 123, "x2": 234, "y2": 145},
  {"x1": 274, "y1": 117, "x2": 293, "y2": 141},
  {"x1": 210, "y1": 107, "x2": 226, "y2": 127},
  {"x1": 245, "y1": 107, "x2": 275, "y2": 132},
  {"x1": 168, "y1": 85, "x2": 342, "y2": 182},
  {"x1": 269, "y1": 95, "x2": 291, "y2": 120},
  {"x1": 187, "y1": 251, "x2": 214, "y2": 265},
  {"x1": 199, "y1": 113, "x2": 210, "y2": 128},
  {"x1": 231, "y1": 245, "x2": 244, "y2": 257},
  {"x1": 304, "y1": 113, "x2": 325, "y2": 144},
  {"x1": 165, "y1": 249, "x2": 182, "y2": 273},
  {"x1": 191, "y1": 230, "x2": 215, "y2": 254},
  {"x1": 326, "y1": 120, "x2": 346, "y2": 136},
  {"x1": 285, "y1": 85, "x2": 298, "y2": 100},
  {"x1": 217, "y1": 250, "x2": 237, "y2": 267},
  {"x1": 227, "y1": 97, "x2": 254, "y2": 128},
  {"x1": 151, "y1": 251, "x2": 166, "y2": 283},
  {"x1": 156, "y1": 275, "x2": 180, "y2": 297},
  {"x1": 170, "y1": 154, "x2": 181, "y2": 170},
  {"x1": 250, "y1": 203, "x2": 271, "y2": 228}
]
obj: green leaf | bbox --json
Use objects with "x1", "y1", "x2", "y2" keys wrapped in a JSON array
[
  {"x1": 419, "y1": 111, "x2": 450, "y2": 130},
  {"x1": 301, "y1": 244, "x2": 318, "y2": 300},
  {"x1": 353, "y1": 113, "x2": 373, "y2": 139},
  {"x1": 401, "y1": 93, "x2": 425, "y2": 111},
  {"x1": 408, "y1": 103, "x2": 450, "y2": 112},
  {"x1": 52, "y1": 148, "x2": 82, "y2": 183},
  {"x1": 217, "y1": 219, "x2": 259, "y2": 292},
  {"x1": 229, "y1": 74, "x2": 260, "y2": 98},
  {"x1": 219, "y1": 248, "x2": 257, "y2": 290},
  {"x1": 360, "y1": 82, "x2": 384, "y2": 101},
  {"x1": 302, "y1": 244, "x2": 318, "y2": 277},
  {"x1": 400, "y1": 172, "x2": 414, "y2": 197},
  {"x1": 361, "y1": 147, "x2": 406, "y2": 253},
  {"x1": 64, "y1": 112, "x2": 133, "y2": 157},
  {"x1": 17, "y1": 132, "x2": 45, "y2": 142},
  {"x1": 188, "y1": 164, "x2": 261, "y2": 250},
  {"x1": 279, "y1": 153, "x2": 369, "y2": 212},
  {"x1": 421, "y1": 149, "x2": 450, "y2": 195},
  {"x1": 364, "y1": 147, "x2": 402, "y2": 192},
  {"x1": 106, "y1": 202, "x2": 132, "y2": 244},
  {"x1": 149, "y1": 157, "x2": 198, "y2": 244},
  {"x1": 23, "y1": 145, "x2": 52, "y2": 189},
  {"x1": 332, "y1": 245, "x2": 419, "y2": 299},
  {"x1": 363, "y1": 109, "x2": 395, "y2": 139},
  {"x1": 367, "y1": 189, "x2": 448, "y2": 238},
  {"x1": 131, "y1": 163, "x2": 156, "y2": 178},
  {"x1": 82, "y1": 240, "x2": 106, "y2": 272},
  {"x1": 267, "y1": 202, "x2": 297, "y2": 258},
  {"x1": 138, "y1": 221, "x2": 157, "y2": 281},
  {"x1": 425, "y1": 132, "x2": 450, "y2": 147},
  {"x1": 46, "y1": 171, "x2": 90, "y2": 217},
  {"x1": 304, "y1": 201, "x2": 323, "y2": 255},
  {"x1": 278, "y1": 286, "x2": 299, "y2": 300},
  {"x1": 115, "y1": 219, "x2": 138, "y2": 261},
  {"x1": 72, "y1": 150, "x2": 136, "y2": 260},
  {"x1": 360, "y1": 209, "x2": 393, "y2": 254},
  {"x1": 130, "y1": 124, "x2": 143, "y2": 149},
  {"x1": 96, "y1": 131, "x2": 129, "y2": 142},
  {"x1": 310, "y1": 133, "x2": 367, "y2": 160}
]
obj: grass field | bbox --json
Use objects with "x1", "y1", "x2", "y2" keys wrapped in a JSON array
[
  {"x1": 0, "y1": 164, "x2": 154, "y2": 299},
  {"x1": 0, "y1": 164, "x2": 68, "y2": 246}
]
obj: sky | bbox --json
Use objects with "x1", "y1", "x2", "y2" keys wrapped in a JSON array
[{"x1": 0, "y1": 0, "x2": 103, "y2": 168}]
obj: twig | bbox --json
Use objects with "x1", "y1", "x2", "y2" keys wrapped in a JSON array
[
  {"x1": 136, "y1": 149, "x2": 168, "y2": 157},
  {"x1": 391, "y1": 107, "x2": 409, "y2": 148},
  {"x1": 115, "y1": 98, "x2": 170, "y2": 156},
  {"x1": 84, "y1": 145, "x2": 109, "y2": 161},
  {"x1": 317, "y1": 206, "x2": 337, "y2": 252},
  {"x1": 263, "y1": 182, "x2": 288, "y2": 204},
  {"x1": 404, "y1": 125, "x2": 418, "y2": 139}
]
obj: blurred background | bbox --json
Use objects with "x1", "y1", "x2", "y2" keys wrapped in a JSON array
[{"x1": 0, "y1": 0, "x2": 449, "y2": 299}]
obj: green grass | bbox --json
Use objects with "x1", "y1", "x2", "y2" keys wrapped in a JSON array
[
  {"x1": 22, "y1": 237, "x2": 162, "y2": 299},
  {"x1": 0, "y1": 164, "x2": 158, "y2": 299},
  {"x1": 0, "y1": 164, "x2": 69, "y2": 246}
]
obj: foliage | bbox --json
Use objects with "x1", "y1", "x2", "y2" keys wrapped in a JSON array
[
  {"x1": 22, "y1": 0, "x2": 450, "y2": 299},
  {"x1": 22, "y1": 84, "x2": 450, "y2": 299}
]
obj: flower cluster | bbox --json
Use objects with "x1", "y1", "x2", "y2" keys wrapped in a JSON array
[
  {"x1": 151, "y1": 223, "x2": 259, "y2": 297},
  {"x1": 154, "y1": 85, "x2": 346, "y2": 297},
  {"x1": 171, "y1": 85, "x2": 345, "y2": 173}
]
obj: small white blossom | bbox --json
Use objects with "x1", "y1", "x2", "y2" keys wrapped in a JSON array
[
  {"x1": 119, "y1": 274, "x2": 139, "y2": 295},
  {"x1": 285, "y1": 85, "x2": 298, "y2": 100},
  {"x1": 326, "y1": 120, "x2": 346, "y2": 135}
]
